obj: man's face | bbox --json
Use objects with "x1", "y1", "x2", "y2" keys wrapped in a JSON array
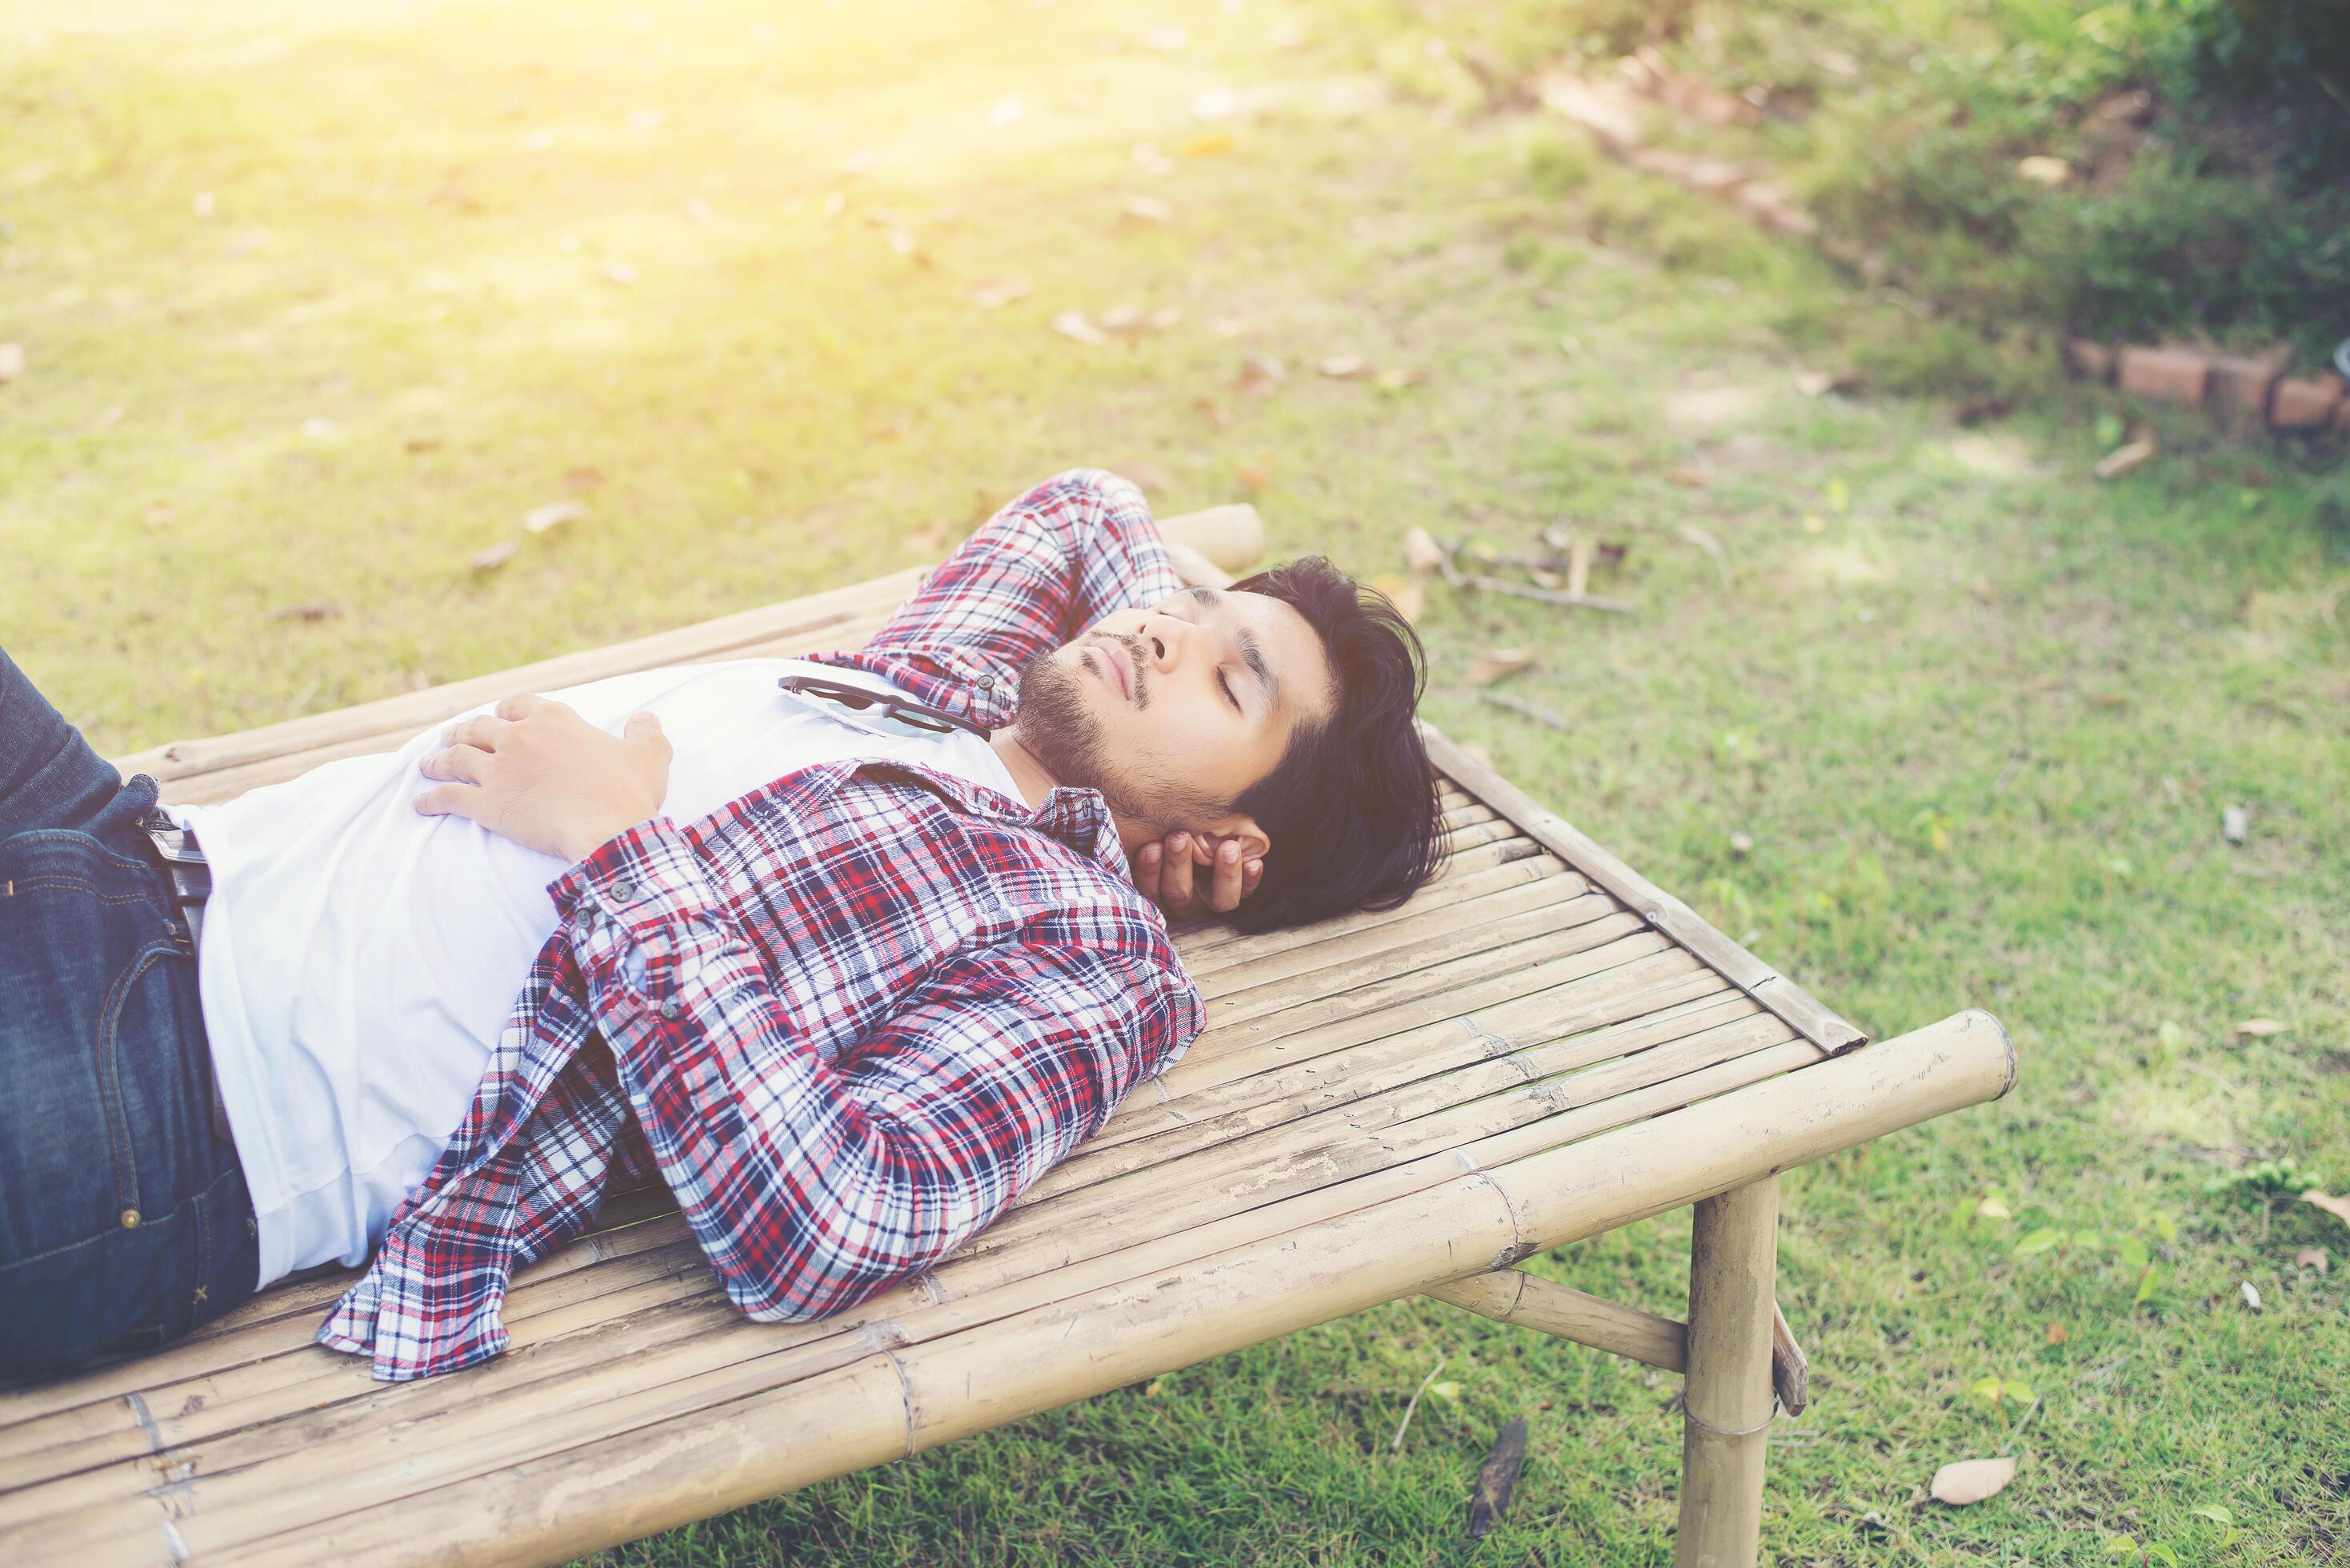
[{"x1": 1012, "y1": 585, "x2": 1332, "y2": 840}]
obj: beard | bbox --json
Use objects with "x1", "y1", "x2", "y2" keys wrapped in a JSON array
[{"x1": 1012, "y1": 641, "x2": 1224, "y2": 836}]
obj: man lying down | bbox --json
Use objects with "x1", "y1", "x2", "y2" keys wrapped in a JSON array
[{"x1": 0, "y1": 469, "x2": 1445, "y2": 1383}]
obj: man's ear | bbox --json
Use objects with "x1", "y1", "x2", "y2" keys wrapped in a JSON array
[{"x1": 1195, "y1": 815, "x2": 1270, "y2": 866}]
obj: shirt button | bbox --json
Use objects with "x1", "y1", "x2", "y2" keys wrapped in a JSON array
[
  {"x1": 978, "y1": 675, "x2": 995, "y2": 690},
  {"x1": 659, "y1": 998, "x2": 683, "y2": 1020},
  {"x1": 611, "y1": 878, "x2": 637, "y2": 901}
]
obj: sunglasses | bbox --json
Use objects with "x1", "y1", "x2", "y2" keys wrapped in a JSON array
[{"x1": 776, "y1": 673, "x2": 992, "y2": 739}]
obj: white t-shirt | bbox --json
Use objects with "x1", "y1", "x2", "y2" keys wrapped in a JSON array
[{"x1": 167, "y1": 658, "x2": 1022, "y2": 1290}]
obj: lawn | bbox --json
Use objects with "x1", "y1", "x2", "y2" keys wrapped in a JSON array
[{"x1": 3, "y1": 1, "x2": 2344, "y2": 1562}]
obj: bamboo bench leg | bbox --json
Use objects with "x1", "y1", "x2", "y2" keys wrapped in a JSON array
[{"x1": 1675, "y1": 1176, "x2": 1779, "y2": 1568}]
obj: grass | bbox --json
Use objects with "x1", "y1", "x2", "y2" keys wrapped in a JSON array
[{"x1": 5, "y1": 1, "x2": 2347, "y2": 1562}]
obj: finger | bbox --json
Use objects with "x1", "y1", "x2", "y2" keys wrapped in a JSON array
[
  {"x1": 624, "y1": 709, "x2": 669, "y2": 756},
  {"x1": 441, "y1": 714, "x2": 509, "y2": 752},
  {"x1": 1244, "y1": 858, "x2": 1263, "y2": 894},
  {"x1": 418, "y1": 746, "x2": 490, "y2": 786},
  {"x1": 1159, "y1": 840, "x2": 1195, "y2": 910},
  {"x1": 1134, "y1": 841, "x2": 1163, "y2": 902},
  {"x1": 494, "y1": 694, "x2": 547, "y2": 722},
  {"x1": 1208, "y1": 838, "x2": 1244, "y2": 911},
  {"x1": 411, "y1": 782, "x2": 484, "y2": 821}
]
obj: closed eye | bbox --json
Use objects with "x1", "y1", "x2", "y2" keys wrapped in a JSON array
[{"x1": 1176, "y1": 590, "x2": 1246, "y2": 713}]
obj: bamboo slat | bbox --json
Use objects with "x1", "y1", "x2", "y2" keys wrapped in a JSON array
[{"x1": 1418, "y1": 728, "x2": 1868, "y2": 1056}]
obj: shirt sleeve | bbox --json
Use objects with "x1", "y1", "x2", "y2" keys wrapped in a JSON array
[
  {"x1": 852, "y1": 467, "x2": 1185, "y2": 674},
  {"x1": 543, "y1": 814, "x2": 1199, "y2": 1322}
]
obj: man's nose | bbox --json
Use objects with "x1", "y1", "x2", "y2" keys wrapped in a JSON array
[{"x1": 1133, "y1": 613, "x2": 1187, "y2": 672}]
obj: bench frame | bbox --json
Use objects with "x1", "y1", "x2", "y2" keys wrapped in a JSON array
[{"x1": 2, "y1": 510, "x2": 2016, "y2": 1566}]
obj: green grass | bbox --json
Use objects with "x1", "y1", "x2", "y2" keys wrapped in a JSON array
[{"x1": 6, "y1": 2, "x2": 2347, "y2": 1563}]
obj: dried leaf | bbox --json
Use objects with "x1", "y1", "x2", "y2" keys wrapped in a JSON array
[
  {"x1": 2044, "y1": 1320, "x2": 2068, "y2": 1345},
  {"x1": 1427, "y1": 1381, "x2": 1461, "y2": 1403},
  {"x1": 1466, "y1": 649, "x2": 1535, "y2": 687},
  {"x1": 2239, "y1": 1280, "x2": 2262, "y2": 1312},
  {"x1": 522, "y1": 498, "x2": 587, "y2": 534},
  {"x1": 2016, "y1": 155, "x2": 2071, "y2": 186},
  {"x1": 2222, "y1": 804, "x2": 2248, "y2": 845},
  {"x1": 1051, "y1": 311, "x2": 1109, "y2": 346},
  {"x1": 1098, "y1": 304, "x2": 1148, "y2": 334},
  {"x1": 1402, "y1": 526, "x2": 1445, "y2": 575},
  {"x1": 1976, "y1": 1196, "x2": 2012, "y2": 1220},
  {"x1": 1374, "y1": 367, "x2": 1424, "y2": 390},
  {"x1": 1191, "y1": 396, "x2": 1230, "y2": 427},
  {"x1": 1794, "y1": 368, "x2": 1864, "y2": 398},
  {"x1": 1928, "y1": 1455, "x2": 2017, "y2": 1506},
  {"x1": 562, "y1": 466, "x2": 607, "y2": 490},
  {"x1": 1729, "y1": 831, "x2": 1753, "y2": 856},
  {"x1": 2093, "y1": 438, "x2": 2157, "y2": 481},
  {"x1": 1232, "y1": 458, "x2": 1271, "y2": 494},
  {"x1": 1235, "y1": 353, "x2": 1286, "y2": 394},
  {"x1": 2232, "y1": 1018, "x2": 2287, "y2": 1040},
  {"x1": 1180, "y1": 131, "x2": 1236, "y2": 157},
  {"x1": 271, "y1": 600, "x2": 344, "y2": 622},
  {"x1": 2302, "y1": 1190, "x2": 2350, "y2": 1230},
  {"x1": 1189, "y1": 87, "x2": 1238, "y2": 122},
  {"x1": 0, "y1": 342, "x2": 22, "y2": 383},
  {"x1": 470, "y1": 539, "x2": 519, "y2": 572},
  {"x1": 1121, "y1": 194, "x2": 1175, "y2": 224},
  {"x1": 970, "y1": 278, "x2": 1034, "y2": 310},
  {"x1": 1318, "y1": 355, "x2": 1374, "y2": 380},
  {"x1": 2296, "y1": 1246, "x2": 2330, "y2": 1273}
]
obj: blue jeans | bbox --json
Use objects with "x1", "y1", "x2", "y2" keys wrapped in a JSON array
[{"x1": 0, "y1": 646, "x2": 259, "y2": 1383}]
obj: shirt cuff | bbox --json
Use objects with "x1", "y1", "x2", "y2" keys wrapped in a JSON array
[{"x1": 545, "y1": 817, "x2": 722, "y2": 1003}]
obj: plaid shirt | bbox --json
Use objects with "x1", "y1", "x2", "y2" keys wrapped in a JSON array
[{"x1": 318, "y1": 470, "x2": 1204, "y2": 1381}]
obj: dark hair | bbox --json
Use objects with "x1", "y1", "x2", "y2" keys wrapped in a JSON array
[{"x1": 1224, "y1": 556, "x2": 1447, "y2": 934}]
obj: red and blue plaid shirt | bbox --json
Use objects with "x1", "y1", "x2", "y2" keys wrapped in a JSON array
[{"x1": 319, "y1": 469, "x2": 1205, "y2": 1381}]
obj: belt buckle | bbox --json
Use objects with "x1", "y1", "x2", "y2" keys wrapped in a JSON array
[{"x1": 140, "y1": 820, "x2": 213, "y2": 921}]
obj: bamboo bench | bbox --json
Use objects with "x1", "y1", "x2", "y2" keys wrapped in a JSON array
[{"x1": 1, "y1": 511, "x2": 2016, "y2": 1566}]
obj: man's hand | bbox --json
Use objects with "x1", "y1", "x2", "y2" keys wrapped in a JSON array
[
  {"x1": 1133, "y1": 830, "x2": 1262, "y2": 922},
  {"x1": 414, "y1": 694, "x2": 672, "y2": 864}
]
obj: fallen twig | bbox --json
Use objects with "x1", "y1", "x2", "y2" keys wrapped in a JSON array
[
  {"x1": 1459, "y1": 571, "x2": 1635, "y2": 614},
  {"x1": 1479, "y1": 691, "x2": 1572, "y2": 733},
  {"x1": 1390, "y1": 1354, "x2": 1448, "y2": 1453},
  {"x1": 1674, "y1": 522, "x2": 1732, "y2": 590}
]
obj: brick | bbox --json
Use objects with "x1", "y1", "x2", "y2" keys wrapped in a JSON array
[
  {"x1": 2270, "y1": 374, "x2": 2346, "y2": 430},
  {"x1": 2064, "y1": 338, "x2": 2114, "y2": 382},
  {"x1": 2206, "y1": 355, "x2": 2281, "y2": 430},
  {"x1": 2116, "y1": 346, "x2": 2210, "y2": 407}
]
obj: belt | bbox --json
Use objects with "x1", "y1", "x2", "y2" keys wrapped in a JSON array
[{"x1": 135, "y1": 810, "x2": 234, "y2": 1146}]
